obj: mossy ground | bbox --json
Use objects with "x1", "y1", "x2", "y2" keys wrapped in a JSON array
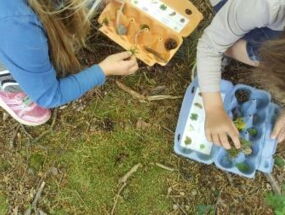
[{"x1": 0, "y1": 0, "x2": 284, "y2": 214}]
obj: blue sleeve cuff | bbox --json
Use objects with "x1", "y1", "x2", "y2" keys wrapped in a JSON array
[{"x1": 79, "y1": 64, "x2": 106, "y2": 87}]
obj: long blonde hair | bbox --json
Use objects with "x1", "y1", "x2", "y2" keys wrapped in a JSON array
[
  {"x1": 252, "y1": 35, "x2": 285, "y2": 104},
  {"x1": 27, "y1": 0, "x2": 102, "y2": 77}
]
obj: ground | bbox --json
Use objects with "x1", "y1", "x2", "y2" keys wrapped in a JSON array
[{"x1": 0, "y1": 1, "x2": 285, "y2": 214}]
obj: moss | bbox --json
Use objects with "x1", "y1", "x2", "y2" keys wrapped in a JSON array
[
  {"x1": 247, "y1": 128, "x2": 258, "y2": 136},
  {"x1": 233, "y1": 117, "x2": 246, "y2": 131},
  {"x1": 235, "y1": 162, "x2": 251, "y2": 173}
]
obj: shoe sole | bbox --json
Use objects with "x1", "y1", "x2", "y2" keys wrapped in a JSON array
[{"x1": 0, "y1": 97, "x2": 51, "y2": 126}]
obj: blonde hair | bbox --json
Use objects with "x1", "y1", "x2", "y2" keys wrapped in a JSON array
[
  {"x1": 252, "y1": 35, "x2": 285, "y2": 105},
  {"x1": 28, "y1": 0, "x2": 102, "y2": 77}
]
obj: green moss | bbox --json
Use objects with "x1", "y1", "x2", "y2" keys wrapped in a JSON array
[
  {"x1": 233, "y1": 117, "x2": 246, "y2": 131},
  {"x1": 29, "y1": 153, "x2": 45, "y2": 171},
  {"x1": 247, "y1": 128, "x2": 258, "y2": 136},
  {"x1": 266, "y1": 186, "x2": 285, "y2": 215},
  {"x1": 235, "y1": 162, "x2": 250, "y2": 173},
  {"x1": 0, "y1": 193, "x2": 8, "y2": 215},
  {"x1": 275, "y1": 156, "x2": 285, "y2": 167}
]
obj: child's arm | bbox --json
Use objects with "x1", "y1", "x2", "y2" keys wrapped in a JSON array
[
  {"x1": 197, "y1": 0, "x2": 276, "y2": 148},
  {"x1": 0, "y1": 16, "x2": 137, "y2": 109},
  {"x1": 197, "y1": 0, "x2": 273, "y2": 93}
]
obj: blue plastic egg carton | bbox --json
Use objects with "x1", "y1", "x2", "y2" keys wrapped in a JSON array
[{"x1": 174, "y1": 78, "x2": 280, "y2": 178}]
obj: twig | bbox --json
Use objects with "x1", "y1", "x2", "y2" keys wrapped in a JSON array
[
  {"x1": 111, "y1": 163, "x2": 142, "y2": 215},
  {"x1": 264, "y1": 173, "x2": 282, "y2": 195},
  {"x1": 116, "y1": 80, "x2": 146, "y2": 101},
  {"x1": 215, "y1": 187, "x2": 225, "y2": 214},
  {"x1": 32, "y1": 181, "x2": 46, "y2": 208},
  {"x1": 170, "y1": 197, "x2": 188, "y2": 215},
  {"x1": 20, "y1": 124, "x2": 33, "y2": 140},
  {"x1": 147, "y1": 95, "x2": 182, "y2": 101},
  {"x1": 155, "y1": 163, "x2": 175, "y2": 172},
  {"x1": 119, "y1": 163, "x2": 142, "y2": 184},
  {"x1": 25, "y1": 181, "x2": 46, "y2": 215},
  {"x1": 225, "y1": 173, "x2": 234, "y2": 186},
  {"x1": 111, "y1": 182, "x2": 127, "y2": 215},
  {"x1": 116, "y1": 80, "x2": 182, "y2": 102},
  {"x1": 29, "y1": 109, "x2": 58, "y2": 144},
  {"x1": 9, "y1": 124, "x2": 20, "y2": 148}
]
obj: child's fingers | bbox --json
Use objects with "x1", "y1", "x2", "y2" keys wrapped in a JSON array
[
  {"x1": 114, "y1": 51, "x2": 132, "y2": 61},
  {"x1": 271, "y1": 120, "x2": 283, "y2": 139},
  {"x1": 277, "y1": 127, "x2": 285, "y2": 143},
  {"x1": 213, "y1": 134, "x2": 221, "y2": 147},
  {"x1": 220, "y1": 133, "x2": 231, "y2": 149},
  {"x1": 227, "y1": 130, "x2": 240, "y2": 149},
  {"x1": 122, "y1": 57, "x2": 138, "y2": 69},
  {"x1": 128, "y1": 64, "x2": 139, "y2": 74},
  {"x1": 205, "y1": 130, "x2": 212, "y2": 143}
]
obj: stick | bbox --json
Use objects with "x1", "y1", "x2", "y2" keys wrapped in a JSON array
[
  {"x1": 147, "y1": 95, "x2": 182, "y2": 101},
  {"x1": 32, "y1": 181, "x2": 46, "y2": 208},
  {"x1": 170, "y1": 197, "x2": 188, "y2": 215},
  {"x1": 111, "y1": 163, "x2": 142, "y2": 215},
  {"x1": 116, "y1": 81, "x2": 182, "y2": 102},
  {"x1": 155, "y1": 163, "x2": 175, "y2": 172},
  {"x1": 116, "y1": 80, "x2": 146, "y2": 101},
  {"x1": 9, "y1": 124, "x2": 20, "y2": 148},
  {"x1": 110, "y1": 182, "x2": 127, "y2": 215},
  {"x1": 25, "y1": 181, "x2": 46, "y2": 215},
  {"x1": 20, "y1": 124, "x2": 33, "y2": 140},
  {"x1": 119, "y1": 163, "x2": 142, "y2": 184},
  {"x1": 264, "y1": 173, "x2": 282, "y2": 195}
]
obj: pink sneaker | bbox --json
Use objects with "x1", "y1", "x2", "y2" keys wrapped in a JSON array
[{"x1": 0, "y1": 91, "x2": 51, "y2": 126}]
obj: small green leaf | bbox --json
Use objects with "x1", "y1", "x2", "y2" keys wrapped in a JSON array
[
  {"x1": 233, "y1": 117, "x2": 246, "y2": 131},
  {"x1": 190, "y1": 113, "x2": 198, "y2": 121},
  {"x1": 160, "y1": 4, "x2": 167, "y2": 10},
  {"x1": 184, "y1": 136, "x2": 192, "y2": 145},
  {"x1": 200, "y1": 144, "x2": 205, "y2": 150},
  {"x1": 194, "y1": 103, "x2": 203, "y2": 109}
]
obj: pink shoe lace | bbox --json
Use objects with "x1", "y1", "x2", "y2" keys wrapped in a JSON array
[{"x1": 0, "y1": 91, "x2": 51, "y2": 126}]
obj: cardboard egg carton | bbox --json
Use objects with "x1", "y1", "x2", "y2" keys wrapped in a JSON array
[{"x1": 98, "y1": 0, "x2": 203, "y2": 66}]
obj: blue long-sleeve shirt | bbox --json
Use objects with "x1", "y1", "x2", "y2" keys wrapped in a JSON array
[{"x1": 0, "y1": 0, "x2": 106, "y2": 108}]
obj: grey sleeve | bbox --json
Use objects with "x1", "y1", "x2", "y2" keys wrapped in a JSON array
[{"x1": 197, "y1": 0, "x2": 271, "y2": 92}]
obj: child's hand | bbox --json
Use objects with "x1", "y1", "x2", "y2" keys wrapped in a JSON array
[
  {"x1": 271, "y1": 111, "x2": 285, "y2": 143},
  {"x1": 99, "y1": 52, "x2": 138, "y2": 76},
  {"x1": 205, "y1": 107, "x2": 241, "y2": 149}
]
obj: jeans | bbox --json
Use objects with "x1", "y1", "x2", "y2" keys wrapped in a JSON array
[{"x1": 213, "y1": 0, "x2": 283, "y2": 61}]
